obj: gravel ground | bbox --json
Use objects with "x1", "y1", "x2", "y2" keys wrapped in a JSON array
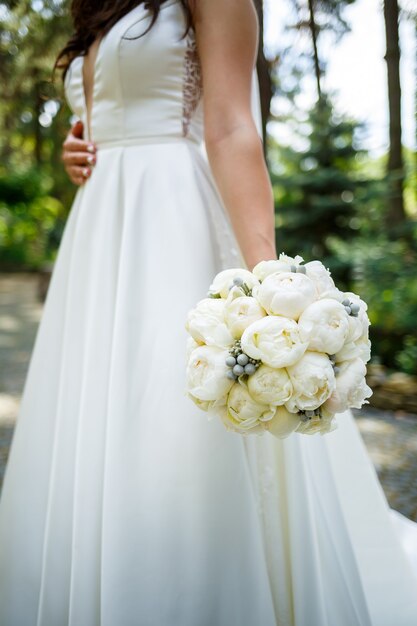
[{"x1": 1, "y1": 272, "x2": 416, "y2": 521}]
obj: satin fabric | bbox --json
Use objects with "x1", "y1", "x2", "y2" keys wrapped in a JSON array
[{"x1": 1, "y1": 1, "x2": 417, "y2": 624}]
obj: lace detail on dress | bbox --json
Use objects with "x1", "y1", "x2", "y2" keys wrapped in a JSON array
[{"x1": 182, "y1": 32, "x2": 203, "y2": 137}]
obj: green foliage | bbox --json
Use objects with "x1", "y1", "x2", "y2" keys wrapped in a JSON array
[
  {"x1": 0, "y1": 169, "x2": 66, "y2": 269},
  {"x1": 271, "y1": 94, "x2": 370, "y2": 286},
  {"x1": 328, "y1": 215, "x2": 417, "y2": 372},
  {"x1": 396, "y1": 336, "x2": 417, "y2": 376},
  {"x1": 289, "y1": 0, "x2": 357, "y2": 37},
  {"x1": 0, "y1": 0, "x2": 75, "y2": 268},
  {"x1": 270, "y1": 91, "x2": 417, "y2": 375}
]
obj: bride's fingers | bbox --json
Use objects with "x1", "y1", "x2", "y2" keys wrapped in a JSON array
[
  {"x1": 62, "y1": 151, "x2": 96, "y2": 166},
  {"x1": 67, "y1": 165, "x2": 92, "y2": 185},
  {"x1": 71, "y1": 175, "x2": 85, "y2": 186},
  {"x1": 62, "y1": 136, "x2": 96, "y2": 157},
  {"x1": 62, "y1": 123, "x2": 96, "y2": 184}
]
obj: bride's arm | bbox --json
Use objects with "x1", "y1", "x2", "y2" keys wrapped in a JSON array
[{"x1": 193, "y1": 0, "x2": 277, "y2": 270}]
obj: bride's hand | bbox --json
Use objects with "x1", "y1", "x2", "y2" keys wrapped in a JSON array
[{"x1": 61, "y1": 120, "x2": 97, "y2": 186}]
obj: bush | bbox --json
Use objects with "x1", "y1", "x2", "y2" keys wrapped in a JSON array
[
  {"x1": 0, "y1": 169, "x2": 65, "y2": 270},
  {"x1": 329, "y1": 231, "x2": 417, "y2": 372},
  {"x1": 396, "y1": 336, "x2": 417, "y2": 376}
]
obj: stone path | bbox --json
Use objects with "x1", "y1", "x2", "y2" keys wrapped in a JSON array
[
  {"x1": 1, "y1": 273, "x2": 416, "y2": 521},
  {"x1": 0, "y1": 273, "x2": 43, "y2": 490},
  {"x1": 353, "y1": 407, "x2": 417, "y2": 521}
]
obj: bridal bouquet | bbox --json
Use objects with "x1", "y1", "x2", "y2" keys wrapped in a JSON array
[{"x1": 185, "y1": 253, "x2": 372, "y2": 438}]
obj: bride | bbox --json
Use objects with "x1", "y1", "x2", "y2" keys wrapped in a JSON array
[{"x1": 0, "y1": 0, "x2": 416, "y2": 624}]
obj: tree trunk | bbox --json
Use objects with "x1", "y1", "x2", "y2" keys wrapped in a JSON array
[
  {"x1": 308, "y1": 0, "x2": 322, "y2": 102},
  {"x1": 383, "y1": 0, "x2": 406, "y2": 227},
  {"x1": 253, "y1": 0, "x2": 273, "y2": 151},
  {"x1": 414, "y1": 17, "x2": 417, "y2": 212},
  {"x1": 33, "y1": 73, "x2": 43, "y2": 166}
]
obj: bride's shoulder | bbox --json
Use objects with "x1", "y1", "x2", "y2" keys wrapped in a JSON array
[
  {"x1": 191, "y1": 0, "x2": 259, "y2": 143},
  {"x1": 191, "y1": 0, "x2": 258, "y2": 71},
  {"x1": 191, "y1": 0, "x2": 258, "y2": 30}
]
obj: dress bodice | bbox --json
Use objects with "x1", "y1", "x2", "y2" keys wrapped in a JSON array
[{"x1": 64, "y1": 0, "x2": 204, "y2": 147}]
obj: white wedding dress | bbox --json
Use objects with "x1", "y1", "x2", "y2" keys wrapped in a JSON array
[{"x1": 1, "y1": 2, "x2": 417, "y2": 625}]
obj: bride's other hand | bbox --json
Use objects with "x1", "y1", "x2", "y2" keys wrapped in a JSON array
[
  {"x1": 61, "y1": 120, "x2": 97, "y2": 186},
  {"x1": 193, "y1": 0, "x2": 277, "y2": 271}
]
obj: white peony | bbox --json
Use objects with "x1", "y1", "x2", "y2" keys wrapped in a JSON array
[
  {"x1": 285, "y1": 351, "x2": 336, "y2": 413},
  {"x1": 277, "y1": 252, "x2": 305, "y2": 266},
  {"x1": 185, "y1": 298, "x2": 233, "y2": 348},
  {"x1": 252, "y1": 259, "x2": 293, "y2": 282},
  {"x1": 188, "y1": 395, "x2": 212, "y2": 411},
  {"x1": 186, "y1": 336, "x2": 200, "y2": 361},
  {"x1": 247, "y1": 364, "x2": 293, "y2": 406},
  {"x1": 346, "y1": 314, "x2": 369, "y2": 344},
  {"x1": 295, "y1": 408, "x2": 338, "y2": 436},
  {"x1": 186, "y1": 345, "x2": 234, "y2": 402},
  {"x1": 324, "y1": 358, "x2": 373, "y2": 414},
  {"x1": 321, "y1": 287, "x2": 346, "y2": 303},
  {"x1": 304, "y1": 260, "x2": 336, "y2": 298},
  {"x1": 223, "y1": 382, "x2": 275, "y2": 434},
  {"x1": 335, "y1": 337, "x2": 371, "y2": 364},
  {"x1": 224, "y1": 284, "x2": 244, "y2": 305},
  {"x1": 298, "y1": 298, "x2": 349, "y2": 355},
  {"x1": 344, "y1": 293, "x2": 370, "y2": 343},
  {"x1": 264, "y1": 406, "x2": 301, "y2": 438},
  {"x1": 256, "y1": 271, "x2": 316, "y2": 320},
  {"x1": 241, "y1": 316, "x2": 308, "y2": 368},
  {"x1": 224, "y1": 295, "x2": 266, "y2": 339},
  {"x1": 188, "y1": 394, "x2": 226, "y2": 415},
  {"x1": 208, "y1": 268, "x2": 259, "y2": 299},
  {"x1": 359, "y1": 337, "x2": 372, "y2": 363}
]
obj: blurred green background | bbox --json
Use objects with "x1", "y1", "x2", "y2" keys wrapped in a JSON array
[{"x1": 0, "y1": 0, "x2": 416, "y2": 378}]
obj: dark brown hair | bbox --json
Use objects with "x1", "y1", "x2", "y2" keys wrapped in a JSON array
[{"x1": 55, "y1": 0, "x2": 193, "y2": 80}]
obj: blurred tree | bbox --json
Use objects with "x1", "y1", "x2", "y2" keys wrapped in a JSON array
[
  {"x1": 261, "y1": 0, "x2": 416, "y2": 374},
  {"x1": 387, "y1": 0, "x2": 417, "y2": 217},
  {"x1": 289, "y1": 0, "x2": 357, "y2": 40},
  {"x1": 0, "y1": 0, "x2": 74, "y2": 210},
  {"x1": 383, "y1": 0, "x2": 406, "y2": 229},
  {"x1": 0, "y1": 0, "x2": 75, "y2": 270},
  {"x1": 287, "y1": 0, "x2": 357, "y2": 102},
  {"x1": 269, "y1": 0, "x2": 365, "y2": 283},
  {"x1": 329, "y1": 216, "x2": 417, "y2": 372},
  {"x1": 307, "y1": 0, "x2": 321, "y2": 99},
  {"x1": 253, "y1": 0, "x2": 274, "y2": 151},
  {"x1": 271, "y1": 94, "x2": 369, "y2": 283},
  {"x1": 0, "y1": 1, "x2": 72, "y2": 163}
]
